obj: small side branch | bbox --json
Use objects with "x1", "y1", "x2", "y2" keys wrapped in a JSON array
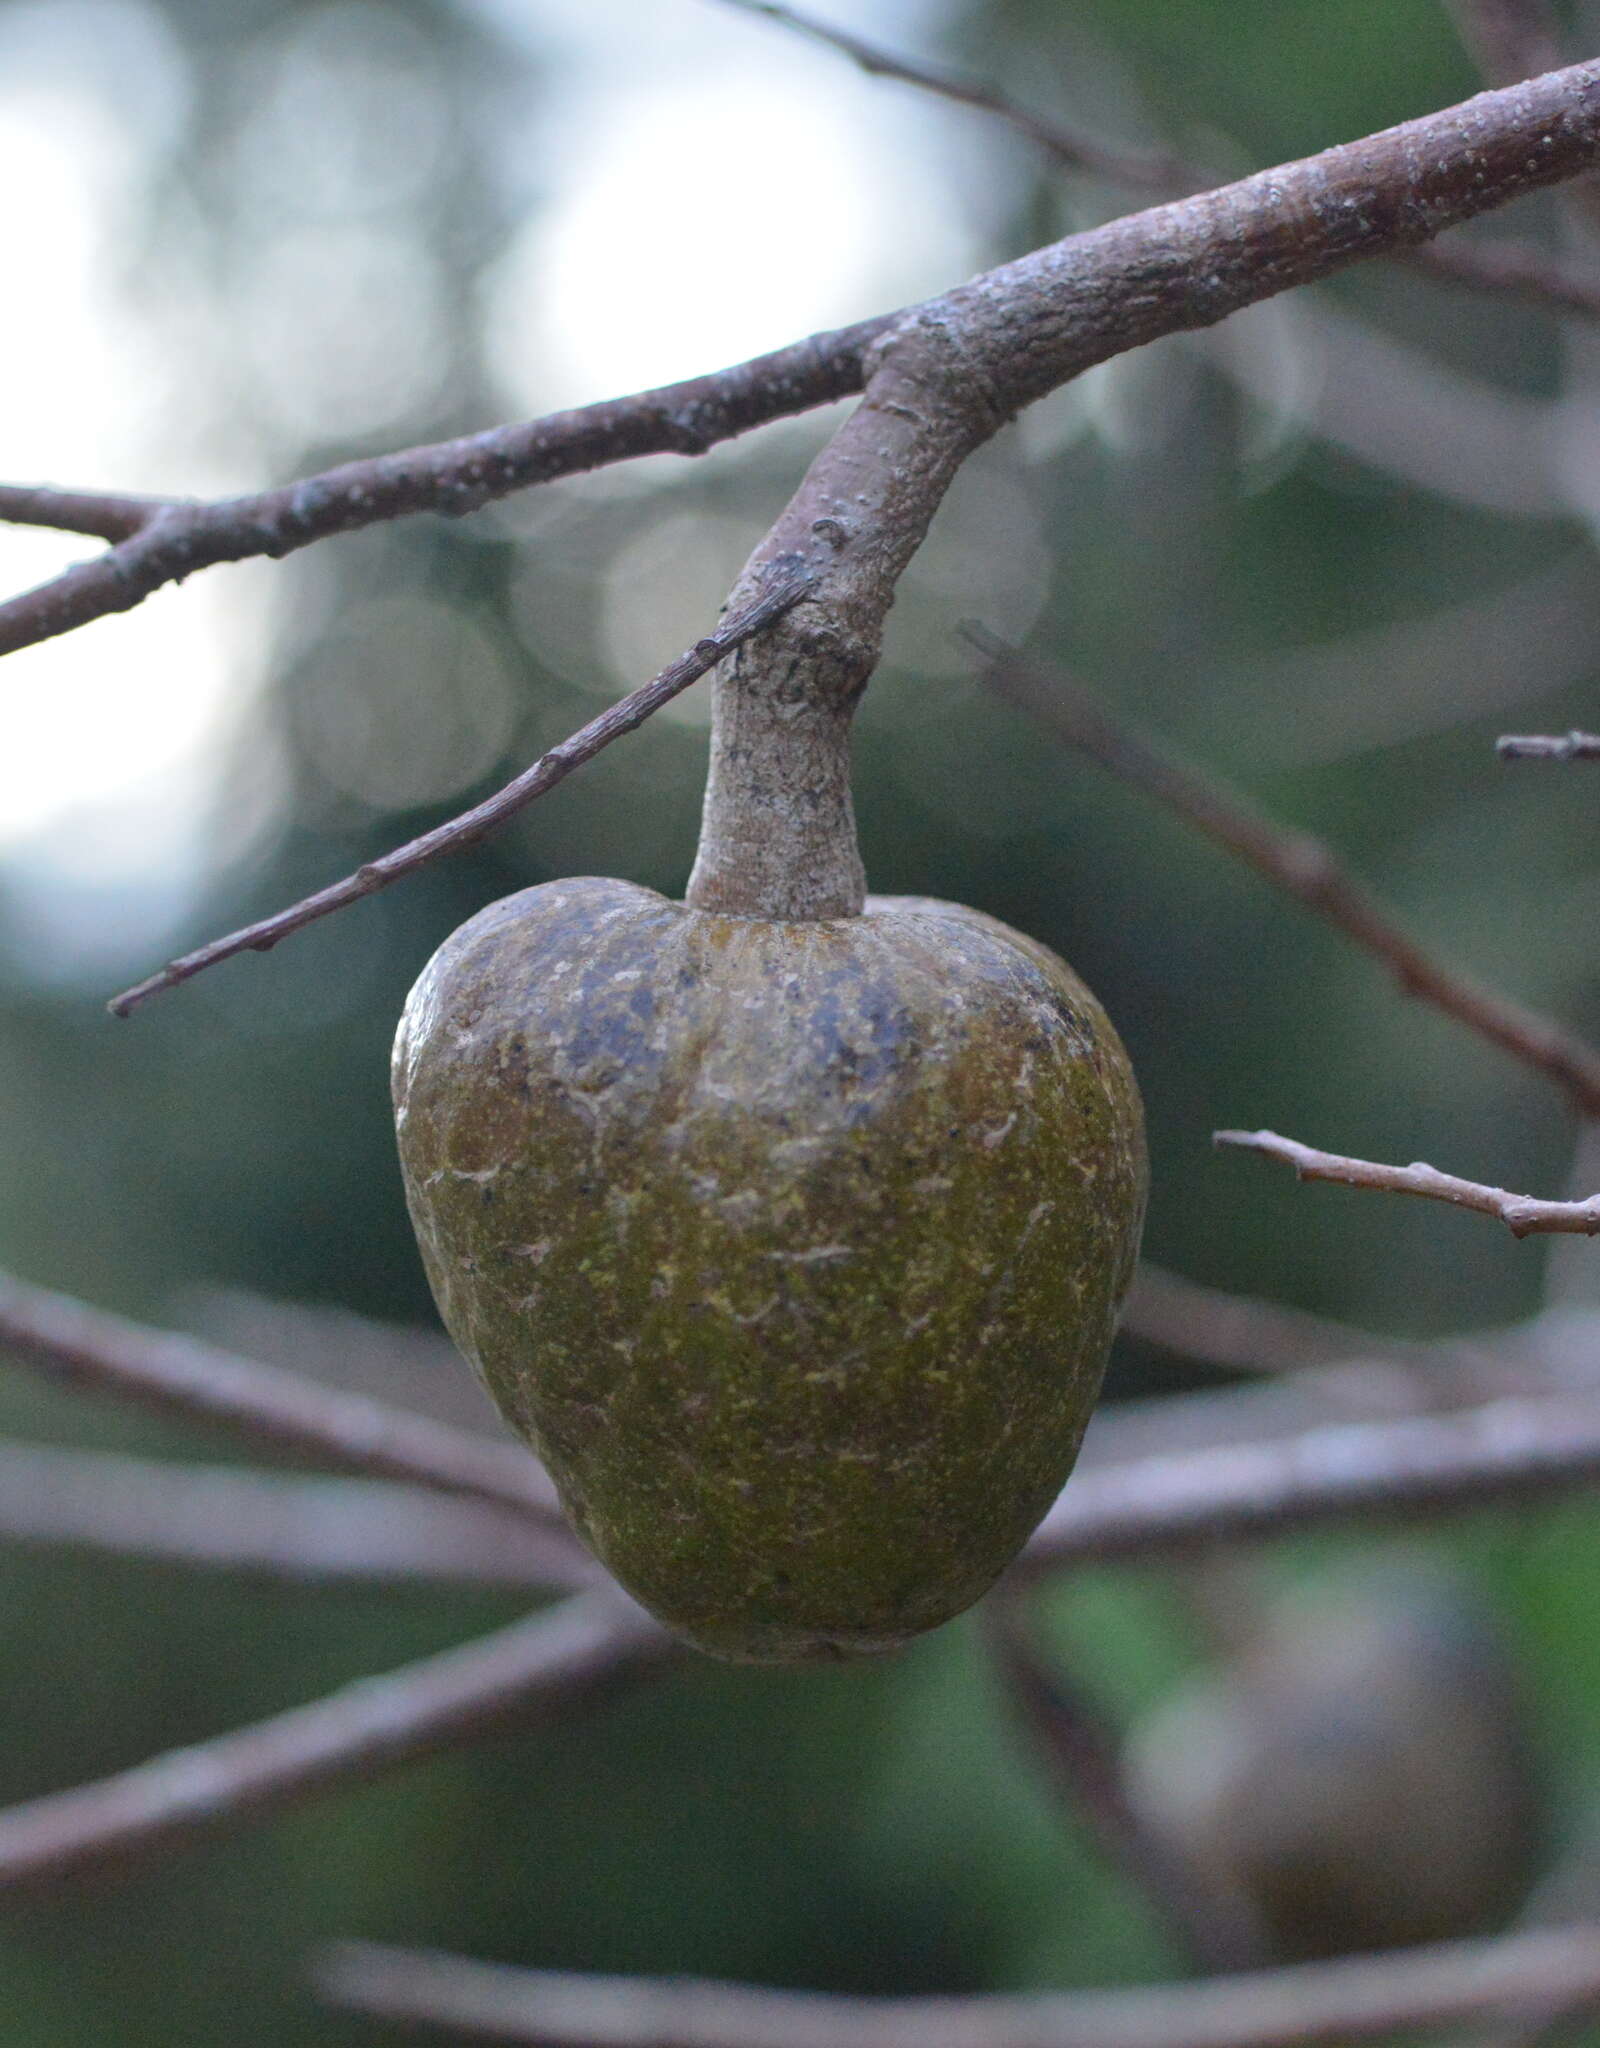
[
  {"x1": 110, "y1": 566, "x2": 814, "y2": 1014},
  {"x1": 1215, "y1": 1129, "x2": 1600, "y2": 1239},
  {"x1": 317, "y1": 1925, "x2": 1600, "y2": 2048},
  {"x1": 966, "y1": 629, "x2": 1600, "y2": 1121},
  {"x1": 0, "y1": 1592, "x2": 667, "y2": 1894},
  {"x1": 0, "y1": 1271, "x2": 572, "y2": 1533},
  {"x1": 1498, "y1": 730, "x2": 1600, "y2": 759},
  {"x1": 0, "y1": 486, "x2": 168, "y2": 544}
]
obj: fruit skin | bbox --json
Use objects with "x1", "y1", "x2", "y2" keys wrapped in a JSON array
[
  {"x1": 1123, "y1": 1563, "x2": 1541, "y2": 1959},
  {"x1": 392, "y1": 876, "x2": 1145, "y2": 1663}
]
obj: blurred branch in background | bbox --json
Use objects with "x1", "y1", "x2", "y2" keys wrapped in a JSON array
[
  {"x1": 0, "y1": 1590, "x2": 668, "y2": 1896},
  {"x1": 316, "y1": 1925, "x2": 1600, "y2": 2047},
  {"x1": 964, "y1": 628, "x2": 1600, "y2": 1119},
  {"x1": 0, "y1": 1270, "x2": 572, "y2": 1531},
  {"x1": 0, "y1": 1440, "x2": 580, "y2": 1592},
  {"x1": 1447, "y1": 0, "x2": 1567, "y2": 87},
  {"x1": 6, "y1": 1270, "x2": 1600, "y2": 1893},
  {"x1": 984, "y1": 1588, "x2": 1267, "y2": 1973}
]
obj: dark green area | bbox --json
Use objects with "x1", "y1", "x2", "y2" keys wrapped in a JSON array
[{"x1": 2, "y1": 0, "x2": 1599, "y2": 2041}]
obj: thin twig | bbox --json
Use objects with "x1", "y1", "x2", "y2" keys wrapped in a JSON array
[
  {"x1": 965, "y1": 627, "x2": 1600, "y2": 1121},
  {"x1": 0, "y1": 1591, "x2": 667, "y2": 1894},
  {"x1": 0, "y1": 1439, "x2": 589, "y2": 1591},
  {"x1": 1019, "y1": 1383, "x2": 1600, "y2": 1574},
  {"x1": 0, "y1": 1270, "x2": 573, "y2": 1532},
  {"x1": 715, "y1": 0, "x2": 1198, "y2": 192},
  {"x1": 0, "y1": 326, "x2": 884, "y2": 660},
  {"x1": 0, "y1": 485, "x2": 169, "y2": 544},
  {"x1": 727, "y1": 0, "x2": 1600, "y2": 318},
  {"x1": 983, "y1": 1588, "x2": 1266, "y2": 1974},
  {"x1": 1498, "y1": 730, "x2": 1600, "y2": 759},
  {"x1": 1215, "y1": 1128, "x2": 1600, "y2": 1238},
  {"x1": 109, "y1": 565, "x2": 814, "y2": 1014},
  {"x1": 316, "y1": 1925, "x2": 1600, "y2": 2048}
]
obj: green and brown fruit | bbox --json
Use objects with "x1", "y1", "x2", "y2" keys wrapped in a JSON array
[{"x1": 392, "y1": 876, "x2": 1145, "y2": 1662}]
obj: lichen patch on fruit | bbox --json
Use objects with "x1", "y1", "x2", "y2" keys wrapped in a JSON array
[{"x1": 393, "y1": 877, "x2": 1145, "y2": 1663}]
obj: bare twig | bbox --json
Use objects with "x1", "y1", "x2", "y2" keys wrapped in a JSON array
[
  {"x1": 966, "y1": 628, "x2": 1600, "y2": 1121},
  {"x1": 984, "y1": 1590, "x2": 1266, "y2": 1974},
  {"x1": 0, "y1": 1270, "x2": 573, "y2": 1532},
  {"x1": 109, "y1": 565, "x2": 814, "y2": 1013},
  {"x1": 1215, "y1": 1129, "x2": 1600, "y2": 1239},
  {"x1": 0, "y1": 485, "x2": 168, "y2": 544},
  {"x1": 0, "y1": 1439, "x2": 588, "y2": 1591},
  {"x1": 0, "y1": 326, "x2": 884, "y2": 660},
  {"x1": 317, "y1": 1925, "x2": 1600, "y2": 2048},
  {"x1": 1020, "y1": 1383, "x2": 1600, "y2": 1573},
  {"x1": 1498, "y1": 730, "x2": 1600, "y2": 759},
  {"x1": 0, "y1": 1591, "x2": 667, "y2": 1893},
  {"x1": 727, "y1": 0, "x2": 1600, "y2": 320},
  {"x1": 715, "y1": 0, "x2": 1198, "y2": 192}
]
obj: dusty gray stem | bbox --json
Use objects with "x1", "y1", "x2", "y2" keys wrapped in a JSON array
[{"x1": 687, "y1": 324, "x2": 998, "y2": 918}]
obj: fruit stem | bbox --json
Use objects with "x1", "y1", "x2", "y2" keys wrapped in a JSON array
[{"x1": 686, "y1": 313, "x2": 1001, "y2": 922}]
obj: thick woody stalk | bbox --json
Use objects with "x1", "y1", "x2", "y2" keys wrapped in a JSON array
[{"x1": 687, "y1": 61, "x2": 1600, "y2": 922}]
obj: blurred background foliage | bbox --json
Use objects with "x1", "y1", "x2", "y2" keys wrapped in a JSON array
[{"x1": 1, "y1": 0, "x2": 1599, "y2": 2039}]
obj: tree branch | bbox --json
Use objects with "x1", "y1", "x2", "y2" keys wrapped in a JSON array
[
  {"x1": 726, "y1": 0, "x2": 1600, "y2": 321},
  {"x1": 0, "y1": 1271, "x2": 574, "y2": 1534},
  {"x1": 0, "y1": 1439, "x2": 585, "y2": 1591},
  {"x1": 1215, "y1": 1128, "x2": 1600, "y2": 1238},
  {"x1": 0, "y1": 326, "x2": 884, "y2": 660},
  {"x1": 715, "y1": 0, "x2": 1198, "y2": 193},
  {"x1": 984, "y1": 1590, "x2": 1266, "y2": 1974},
  {"x1": 0, "y1": 1591, "x2": 667, "y2": 1894},
  {"x1": 109, "y1": 565, "x2": 814, "y2": 1013},
  {"x1": 965, "y1": 628, "x2": 1600, "y2": 1121},
  {"x1": 4, "y1": 1367, "x2": 1600, "y2": 1891},
  {"x1": 316, "y1": 1926, "x2": 1600, "y2": 2048},
  {"x1": 1123, "y1": 1266, "x2": 1515, "y2": 1415},
  {"x1": 1498, "y1": 730, "x2": 1600, "y2": 759},
  {"x1": 0, "y1": 485, "x2": 169, "y2": 544},
  {"x1": 689, "y1": 60, "x2": 1600, "y2": 919},
  {"x1": 0, "y1": 60, "x2": 1595, "y2": 703}
]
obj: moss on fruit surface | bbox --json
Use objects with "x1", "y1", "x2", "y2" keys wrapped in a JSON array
[{"x1": 393, "y1": 877, "x2": 1145, "y2": 1662}]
